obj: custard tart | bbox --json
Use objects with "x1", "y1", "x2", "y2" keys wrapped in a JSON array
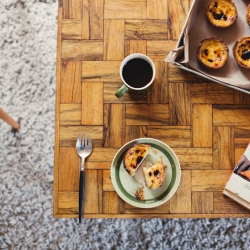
[
  {"x1": 206, "y1": 0, "x2": 237, "y2": 28},
  {"x1": 123, "y1": 144, "x2": 151, "y2": 176},
  {"x1": 197, "y1": 37, "x2": 229, "y2": 69},
  {"x1": 233, "y1": 37, "x2": 250, "y2": 69},
  {"x1": 143, "y1": 156, "x2": 166, "y2": 190}
]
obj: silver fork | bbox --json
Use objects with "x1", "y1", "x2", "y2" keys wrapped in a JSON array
[{"x1": 76, "y1": 134, "x2": 92, "y2": 223}]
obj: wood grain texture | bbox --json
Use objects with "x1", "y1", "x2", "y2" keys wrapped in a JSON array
[
  {"x1": 126, "y1": 104, "x2": 169, "y2": 125},
  {"x1": 103, "y1": 104, "x2": 125, "y2": 147},
  {"x1": 104, "y1": 0, "x2": 147, "y2": 19},
  {"x1": 147, "y1": 0, "x2": 167, "y2": 19},
  {"x1": 62, "y1": 40, "x2": 103, "y2": 60},
  {"x1": 168, "y1": 63, "x2": 205, "y2": 83},
  {"x1": 87, "y1": 148, "x2": 118, "y2": 163},
  {"x1": 103, "y1": 170, "x2": 115, "y2": 191},
  {"x1": 192, "y1": 192, "x2": 213, "y2": 214},
  {"x1": 174, "y1": 148, "x2": 213, "y2": 170},
  {"x1": 84, "y1": 0, "x2": 104, "y2": 39},
  {"x1": 213, "y1": 105, "x2": 250, "y2": 126},
  {"x1": 103, "y1": 192, "x2": 124, "y2": 214},
  {"x1": 59, "y1": 147, "x2": 80, "y2": 191},
  {"x1": 192, "y1": 104, "x2": 212, "y2": 148},
  {"x1": 125, "y1": 125, "x2": 147, "y2": 142},
  {"x1": 82, "y1": 82, "x2": 103, "y2": 125},
  {"x1": 82, "y1": 61, "x2": 120, "y2": 82},
  {"x1": 60, "y1": 61, "x2": 81, "y2": 103},
  {"x1": 213, "y1": 126, "x2": 234, "y2": 170},
  {"x1": 190, "y1": 83, "x2": 234, "y2": 104},
  {"x1": 169, "y1": 82, "x2": 190, "y2": 125},
  {"x1": 54, "y1": 0, "x2": 250, "y2": 218},
  {"x1": 104, "y1": 20, "x2": 124, "y2": 60},
  {"x1": 88, "y1": 0, "x2": 104, "y2": 40},
  {"x1": 125, "y1": 20, "x2": 167, "y2": 40},
  {"x1": 234, "y1": 126, "x2": 250, "y2": 148},
  {"x1": 62, "y1": 19, "x2": 82, "y2": 39},
  {"x1": 147, "y1": 126, "x2": 191, "y2": 147},
  {"x1": 59, "y1": 125, "x2": 103, "y2": 147},
  {"x1": 148, "y1": 61, "x2": 168, "y2": 104},
  {"x1": 84, "y1": 170, "x2": 101, "y2": 213},
  {"x1": 63, "y1": 0, "x2": 82, "y2": 19},
  {"x1": 129, "y1": 40, "x2": 146, "y2": 54},
  {"x1": 170, "y1": 170, "x2": 191, "y2": 213},
  {"x1": 234, "y1": 91, "x2": 250, "y2": 104},
  {"x1": 58, "y1": 191, "x2": 78, "y2": 214},
  {"x1": 60, "y1": 104, "x2": 81, "y2": 125},
  {"x1": 147, "y1": 40, "x2": 176, "y2": 61},
  {"x1": 167, "y1": 0, "x2": 189, "y2": 39},
  {"x1": 192, "y1": 170, "x2": 231, "y2": 192}
]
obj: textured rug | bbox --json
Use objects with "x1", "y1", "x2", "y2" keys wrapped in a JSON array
[{"x1": 0, "y1": 1, "x2": 250, "y2": 249}]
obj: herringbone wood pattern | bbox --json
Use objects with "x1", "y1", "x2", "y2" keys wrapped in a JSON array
[{"x1": 54, "y1": 0, "x2": 250, "y2": 218}]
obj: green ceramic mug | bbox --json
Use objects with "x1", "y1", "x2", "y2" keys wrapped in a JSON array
[{"x1": 115, "y1": 53, "x2": 156, "y2": 98}]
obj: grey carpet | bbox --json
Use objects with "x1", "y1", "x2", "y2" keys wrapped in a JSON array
[{"x1": 0, "y1": 1, "x2": 250, "y2": 249}]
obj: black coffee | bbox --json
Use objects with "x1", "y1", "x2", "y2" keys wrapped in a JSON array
[{"x1": 122, "y1": 58, "x2": 153, "y2": 88}]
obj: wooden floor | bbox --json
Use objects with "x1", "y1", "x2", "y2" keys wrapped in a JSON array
[{"x1": 54, "y1": 0, "x2": 250, "y2": 218}]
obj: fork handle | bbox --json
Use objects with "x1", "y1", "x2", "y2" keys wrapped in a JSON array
[{"x1": 79, "y1": 170, "x2": 85, "y2": 223}]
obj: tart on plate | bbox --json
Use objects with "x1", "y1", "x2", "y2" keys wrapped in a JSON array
[
  {"x1": 233, "y1": 37, "x2": 250, "y2": 69},
  {"x1": 111, "y1": 138, "x2": 181, "y2": 208},
  {"x1": 197, "y1": 37, "x2": 229, "y2": 69},
  {"x1": 143, "y1": 156, "x2": 166, "y2": 190},
  {"x1": 206, "y1": 0, "x2": 237, "y2": 28},
  {"x1": 123, "y1": 143, "x2": 151, "y2": 176}
]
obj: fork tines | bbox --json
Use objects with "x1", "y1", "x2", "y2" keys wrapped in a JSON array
[{"x1": 76, "y1": 134, "x2": 92, "y2": 148}]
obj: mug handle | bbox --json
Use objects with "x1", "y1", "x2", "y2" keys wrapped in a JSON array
[{"x1": 115, "y1": 84, "x2": 129, "y2": 98}]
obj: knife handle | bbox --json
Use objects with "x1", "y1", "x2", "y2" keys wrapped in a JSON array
[{"x1": 79, "y1": 170, "x2": 85, "y2": 223}]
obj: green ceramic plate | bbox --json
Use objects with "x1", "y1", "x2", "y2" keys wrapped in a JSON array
[{"x1": 110, "y1": 138, "x2": 181, "y2": 208}]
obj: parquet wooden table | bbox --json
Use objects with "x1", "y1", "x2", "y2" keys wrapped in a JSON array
[{"x1": 54, "y1": 0, "x2": 250, "y2": 218}]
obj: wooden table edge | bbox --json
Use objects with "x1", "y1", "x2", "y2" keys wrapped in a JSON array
[
  {"x1": 53, "y1": 1, "x2": 63, "y2": 217},
  {"x1": 53, "y1": 213, "x2": 250, "y2": 219}
]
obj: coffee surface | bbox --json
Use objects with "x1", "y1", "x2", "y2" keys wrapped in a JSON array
[{"x1": 122, "y1": 58, "x2": 153, "y2": 88}]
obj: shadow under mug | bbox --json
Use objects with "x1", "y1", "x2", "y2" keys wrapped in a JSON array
[{"x1": 115, "y1": 53, "x2": 156, "y2": 98}]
